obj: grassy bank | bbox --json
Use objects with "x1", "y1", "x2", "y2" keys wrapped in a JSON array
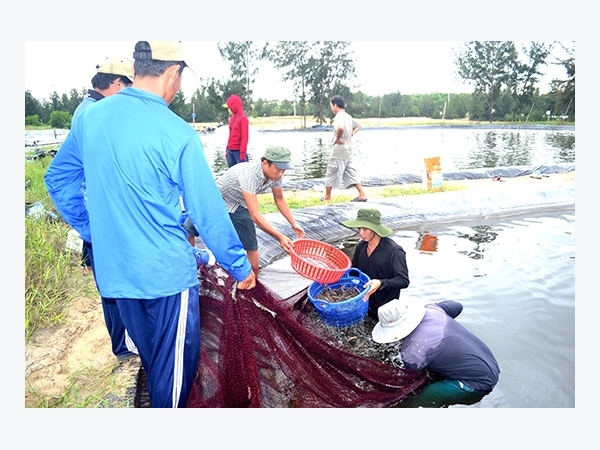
[
  {"x1": 25, "y1": 157, "x2": 88, "y2": 341},
  {"x1": 190, "y1": 115, "x2": 574, "y2": 131}
]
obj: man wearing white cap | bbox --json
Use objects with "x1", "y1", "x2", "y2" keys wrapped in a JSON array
[
  {"x1": 372, "y1": 297, "x2": 500, "y2": 407},
  {"x1": 70, "y1": 56, "x2": 138, "y2": 363},
  {"x1": 73, "y1": 56, "x2": 134, "y2": 122},
  {"x1": 46, "y1": 41, "x2": 256, "y2": 408}
]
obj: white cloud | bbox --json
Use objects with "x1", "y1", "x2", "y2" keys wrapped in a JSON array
[{"x1": 25, "y1": 41, "x2": 569, "y2": 102}]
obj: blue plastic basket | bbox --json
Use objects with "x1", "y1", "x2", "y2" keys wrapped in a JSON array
[{"x1": 307, "y1": 268, "x2": 371, "y2": 327}]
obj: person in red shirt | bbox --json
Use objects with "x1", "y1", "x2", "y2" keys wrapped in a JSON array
[{"x1": 223, "y1": 94, "x2": 250, "y2": 167}]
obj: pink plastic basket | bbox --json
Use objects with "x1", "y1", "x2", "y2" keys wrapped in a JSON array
[{"x1": 289, "y1": 239, "x2": 351, "y2": 284}]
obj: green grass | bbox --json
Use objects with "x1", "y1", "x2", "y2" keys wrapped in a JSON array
[
  {"x1": 25, "y1": 157, "x2": 86, "y2": 341},
  {"x1": 24, "y1": 215, "x2": 82, "y2": 340},
  {"x1": 257, "y1": 183, "x2": 463, "y2": 214}
]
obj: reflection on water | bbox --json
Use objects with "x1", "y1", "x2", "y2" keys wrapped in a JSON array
[
  {"x1": 417, "y1": 234, "x2": 439, "y2": 253},
  {"x1": 319, "y1": 208, "x2": 575, "y2": 407},
  {"x1": 471, "y1": 131, "x2": 534, "y2": 167},
  {"x1": 198, "y1": 125, "x2": 575, "y2": 181},
  {"x1": 545, "y1": 132, "x2": 576, "y2": 163},
  {"x1": 455, "y1": 225, "x2": 498, "y2": 260}
]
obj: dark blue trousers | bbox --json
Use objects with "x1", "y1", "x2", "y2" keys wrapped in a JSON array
[{"x1": 115, "y1": 285, "x2": 200, "y2": 408}]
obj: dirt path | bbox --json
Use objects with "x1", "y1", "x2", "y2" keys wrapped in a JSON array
[
  {"x1": 24, "y1": 171, "x2": 575, "y2": 407},
  {"x1": 24, "y1": 276, "x2": 141, "y2": 407}
]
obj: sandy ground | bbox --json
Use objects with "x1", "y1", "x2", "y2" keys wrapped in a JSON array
[
  {"x1": 23, "y1": 171, "x2": 575, "y2": 408},
  {"x1": 24, "y1": 277, "x2": 141, "y2": 407}
]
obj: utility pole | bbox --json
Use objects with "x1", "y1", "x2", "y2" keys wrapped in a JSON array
[{"x1": 564, "y1": 97, "x2": 574, "y2": 117}]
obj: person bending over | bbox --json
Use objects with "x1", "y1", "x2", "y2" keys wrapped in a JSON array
[
  {"x1": 184, "y1": 145, "x2": 305, "y2": 275},
  {"x1": 372, "y1": 297, "x2": 500, "y2": 408}
]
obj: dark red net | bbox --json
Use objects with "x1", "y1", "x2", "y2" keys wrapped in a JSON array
[{"x1": 186, "y1": 265, "x2": 428, "y2": 408}]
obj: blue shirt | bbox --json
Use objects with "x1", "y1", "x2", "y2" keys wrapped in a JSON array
[{"x1": 45, "y1": 87, "x2": 251, "y2": 298}]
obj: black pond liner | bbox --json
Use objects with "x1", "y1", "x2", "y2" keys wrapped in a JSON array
[{"x1": 261, "y1": 163, "x2": 575, "y2": 269}]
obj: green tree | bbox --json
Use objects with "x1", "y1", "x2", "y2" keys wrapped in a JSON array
[
  {"x1": 168, "y1": 90, "x2": 188, "y2": 121},
  {"x1": 25, "y1": 91, "x2": 41, "y2": 118},
  {"x1": 455, "y1": 41, "x2": 518, "y2": 122},
  {"x1": 548, "y1": 41, "x2": 575, "y2": 120},
  {"x1": 200, "y1": 78, "x2": 230, "y2": 122},
  {"x1": 507, "y1": 41, "x2": 552, "y2": 119},
  {"x1": 48, "y1": 90, "x2": 62, "y2": 111},
  {"x1": 25, "y1": 114, "x2": 42, "y2": 126},
  {"x1": 381, "y1": 92, "x2": 403, "y2": 118},
  {"x1": 217, "y1": 41, "x2": 267, "y2": 110},
  {"x1": 49, "y1": 110, "x2": 71, "y2": 129},
  {"x1": 190, "y1": 87, "x2": 219, "y2": 123},
  {"x1": 348, "y1": 91, "x2": 376, "y2": 119},
  {"x1": 63, "y1": 88, "x2": 86, "y2": 115},
  {"x1": 305, "y1": 41, "x2": 356, "y2": 124},
  {"x1": 444, "y1": 93, "x2": 470, "y2": 120},
  {"x1": 266, "y1": 41, "x2": 313, "y2": 127}
]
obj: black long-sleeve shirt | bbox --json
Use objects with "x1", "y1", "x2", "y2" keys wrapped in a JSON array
[{"x1": 351, "y1": 237, "x2": 409, "y2": 317}]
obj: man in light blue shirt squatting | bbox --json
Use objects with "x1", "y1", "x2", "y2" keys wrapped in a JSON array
[
  {"x1": 72, "y1": 55, "x2": 138, "y2": 361},
  {"x1": 45, "y1": 41, "x2": 256, "y2": 408}
]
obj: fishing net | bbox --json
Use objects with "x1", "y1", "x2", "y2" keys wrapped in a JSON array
[{"x1": 180, "y1": 265, "x2": 428, "y2": 408}]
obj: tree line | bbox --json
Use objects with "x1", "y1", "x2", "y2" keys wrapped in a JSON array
[{"x1": 25, "y1": 41, "x2": 575, "y2": 129}]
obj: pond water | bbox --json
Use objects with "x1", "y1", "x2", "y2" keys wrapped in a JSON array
[
  {"x1": 27, "y1": 124, "x2": 575, "y2": 182},
  {"x1": 199, "y1": 124, "x2": 575, "y2": 180},
  {"x1": 267, "y1": 206, "x2": 576, "y2": 408}
]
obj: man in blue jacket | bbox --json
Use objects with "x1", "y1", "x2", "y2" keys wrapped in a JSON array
[{"x1": 45, "y1": 41, "x2": 255, "y2": 408}]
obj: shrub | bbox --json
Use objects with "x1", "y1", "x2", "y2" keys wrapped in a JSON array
[
  {"x1": 49, "y1": 110, "x2": 72, "y2": 129},
  {"x1": 26, "y1": 114, "x2": 42, "y2": 126}
]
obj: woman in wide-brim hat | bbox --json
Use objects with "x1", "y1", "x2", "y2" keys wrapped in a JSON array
[{"x1": 341, "y1": 208, "x2": 410, "y2": 319}]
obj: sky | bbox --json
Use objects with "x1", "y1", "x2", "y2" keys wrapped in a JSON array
[{"x1": 24, "y1": 41, "x2": 571, "y2": 102}]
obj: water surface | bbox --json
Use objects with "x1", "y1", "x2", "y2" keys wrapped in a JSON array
[{"x1": 199, "y1": 125, "x2": 575, "y2": 180}]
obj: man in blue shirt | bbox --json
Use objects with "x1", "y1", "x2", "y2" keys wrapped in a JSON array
[
  {"x1": 72, "y1": 55, "x2": 137, "y2": 361},
  {"x1": 45, "y1": 41, "x2": 255, "y2": 407}
]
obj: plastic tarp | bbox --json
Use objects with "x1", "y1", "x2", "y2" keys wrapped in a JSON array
[{"x1": 258, "y1": 164, "x2": 575, "y2": 270}]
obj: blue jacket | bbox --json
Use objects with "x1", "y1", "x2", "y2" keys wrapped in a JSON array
[{"x1": 45, "y1": 87, "x2": 251, "y2": 298}]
